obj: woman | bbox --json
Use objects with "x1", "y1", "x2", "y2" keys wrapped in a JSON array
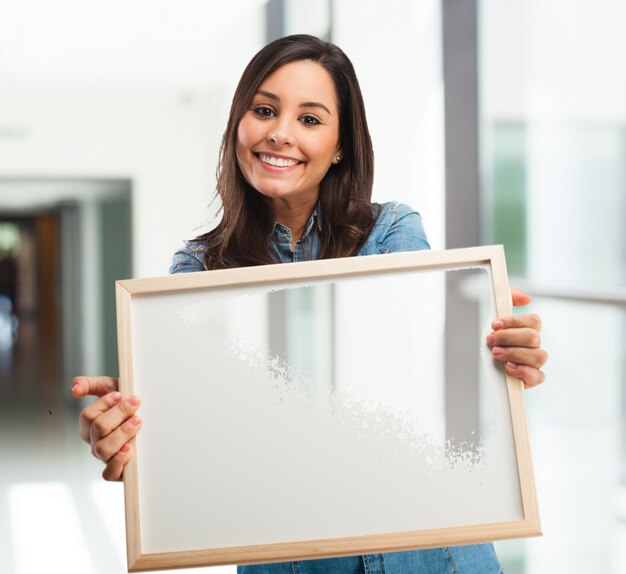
[{"x1": 73, "y1": 34, "x2": 547, "y2": 573}]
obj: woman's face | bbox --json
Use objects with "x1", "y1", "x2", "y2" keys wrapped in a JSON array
[{"x1": 236, "y1": 60, "x2": 341, "y2": 211}]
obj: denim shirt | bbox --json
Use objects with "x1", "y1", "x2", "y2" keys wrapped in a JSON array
[
  {"x1": 168, "y1": 201, "x2": 502, "y2": 574},
  {"x1": 169, "y1": 201, "x2": 430, "y2": 273}
]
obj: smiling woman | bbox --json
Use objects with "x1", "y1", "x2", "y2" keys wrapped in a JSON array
[
  {"x1": 235, "y1": 60, "x2": 343, "y2": 246},
  {"x1": 197, "y1": 34, "x2": 379, "y2": 269}
]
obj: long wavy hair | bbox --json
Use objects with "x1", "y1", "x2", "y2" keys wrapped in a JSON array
[{"x1": 198, "y1": 34, "x2": 377, "y2": 269}]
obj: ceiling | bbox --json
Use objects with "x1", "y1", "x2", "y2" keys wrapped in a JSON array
[{"x1": 0, "y1": 0, "x2": 268, "y2": 88}]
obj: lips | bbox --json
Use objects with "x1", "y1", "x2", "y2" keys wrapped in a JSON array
[{"x1": 256, "y1": 152, "x2": 303, "y2": 168}]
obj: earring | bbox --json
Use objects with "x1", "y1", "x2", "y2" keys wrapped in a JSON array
[{"x1": 336, "y1": 155, "x2": 342, "y2": 162}]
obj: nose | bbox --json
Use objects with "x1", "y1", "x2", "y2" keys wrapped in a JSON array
[
  {"x1": 267, "y1": 120, "x2": 292, "y2": 146},
  {"x1": 268, "y1": 130, "x2": 291, "y2": 146}
]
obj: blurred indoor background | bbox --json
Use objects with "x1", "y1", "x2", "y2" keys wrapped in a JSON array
[{"x1": 0, "y1": 0, "x2": 624, "y2": 573}]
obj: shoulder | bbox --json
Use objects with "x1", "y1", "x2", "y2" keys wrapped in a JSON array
[
  {"x1": 359, "y1": 201, "x2": 431, "y2": 256},
  {"x1": 372, "y1": 201, "x2": 420, "y2": 226},
  {"x1": 168, "y1": 240, "x2": 207, "y2": 274}
]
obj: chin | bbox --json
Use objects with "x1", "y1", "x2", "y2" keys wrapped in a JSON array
[{"x1": 256, "y1": 187, "x2": 293, "y2": 200}]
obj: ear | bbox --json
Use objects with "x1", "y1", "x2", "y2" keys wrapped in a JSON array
[{"x1": 332, "y1": 147, "x2": 343, "y2": 165}]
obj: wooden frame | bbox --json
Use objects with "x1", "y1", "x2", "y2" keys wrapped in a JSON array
[{"x1": 116, "y1": 245, "x2": 540, "y2": 572}]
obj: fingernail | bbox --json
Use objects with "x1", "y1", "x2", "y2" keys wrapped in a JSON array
[
  {"x1": 129, "y1": 416, "x2": 142, "y2": 427},
  {"x1": 126, "y1": 395, "x2": 140, "y2": 407},
  {"x1": 110, "y1": 392, "x2": 122, "y2": 403},
  {"x1": 120, "y1": 443, "x2": 130, "y2": 453},
  {"x1": 493, "y1": 346, "x2": 504, "y2": 356},
  {"x1": 492, "y1": 320, "x2": 504, "y2": 330},
  {"x1": 507, "y1": 362, "x2": 519, "y2": 369},
  {"x1": 486, "y1": 334, "x2": 495, "y2": 346}
]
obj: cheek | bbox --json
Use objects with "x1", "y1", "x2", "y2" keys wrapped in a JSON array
[
  {"x1": 235, "y1": 123, "x2": 247, "y2": 156},
  {"x1": 235, "y1": 122, "x2": 255, "y2": 173},
  {"x1": 312, "y1": 134, "x2": 341, "y2": 166},
  {"x1": 315, "y1": 127, "x2": 340, "y2": 157},
  {"x1": 236, "y1": 116, "x2": 260, "y2": 152}
]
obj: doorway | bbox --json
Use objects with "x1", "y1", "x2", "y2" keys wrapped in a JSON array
[{"x1": 0, "y1": 178, "x2": 132, "y2": 416}]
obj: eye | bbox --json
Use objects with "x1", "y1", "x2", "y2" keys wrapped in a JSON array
[
  {"x1": 252, "y1": 106, "x2": 275, "y2": 118},
  {"x1": 300, "y1": 115, "x2": 321, "y2": 126}
]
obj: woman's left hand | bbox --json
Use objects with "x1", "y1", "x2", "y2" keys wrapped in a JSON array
[{"x1": 487, "y1": 288, "x2": 548, "y2": 389}]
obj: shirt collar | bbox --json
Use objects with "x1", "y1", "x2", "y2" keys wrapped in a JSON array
[{"x1": 272, "y1": 203, "x2": 322, "y2": 241}]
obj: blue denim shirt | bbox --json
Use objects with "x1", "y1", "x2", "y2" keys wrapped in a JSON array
[
  {"x1": 169, "y1": 201, "x2": 430, "y2": 272},
  {"x1": 169, "y1": 201, "x2": 502, "y2": 574}
]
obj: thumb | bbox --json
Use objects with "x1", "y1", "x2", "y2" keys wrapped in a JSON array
[
  {"x1": 511, "y1": 286, "x2": 532, "y2": 307},
  {"x1": 71, "y1": 376, "x2": 119, "y2": 398}
]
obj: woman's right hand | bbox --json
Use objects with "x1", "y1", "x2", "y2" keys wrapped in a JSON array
[{"x1": 72, "y1": 376, "x2": 143, "y2": 481}]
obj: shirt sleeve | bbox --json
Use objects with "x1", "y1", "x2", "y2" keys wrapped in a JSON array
[
  {"x1": 377, "y1": 202, "x2": 431, "y2": 253},
  {"x1": 168, "y1": 241, "x2": 207, "y2": 274}
]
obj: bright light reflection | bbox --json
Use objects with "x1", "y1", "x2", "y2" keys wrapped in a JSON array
[
  {"x1": 8, "y1": 482, "x2": 96, "y2": 574},
  {"x1": 89, "y1": 480, "x2": 126, "y2": 566}
]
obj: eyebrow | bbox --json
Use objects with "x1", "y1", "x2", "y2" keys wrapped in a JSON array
[{"x1": 255, "y1": 89, "x2": 332, "y2": 115}]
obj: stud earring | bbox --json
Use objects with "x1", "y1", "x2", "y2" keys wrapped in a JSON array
[{"x1": 336, "y1": 155, "x2": 342, "y2": 162}]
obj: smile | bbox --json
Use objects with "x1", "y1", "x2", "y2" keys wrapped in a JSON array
[{"x1": 256, "y1": 153, "x2": 302, "y2": 168}]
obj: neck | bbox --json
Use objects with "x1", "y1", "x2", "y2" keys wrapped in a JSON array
[{"x1": 268, "y1": 196, "x2": 318, "y2": 249}]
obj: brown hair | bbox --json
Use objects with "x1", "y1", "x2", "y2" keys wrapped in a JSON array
[{"x1": 198, "y1": 34, "x2": 377, "y2": 269}]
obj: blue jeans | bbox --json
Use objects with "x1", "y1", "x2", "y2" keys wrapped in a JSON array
[{"x1": 238, "y1": 545, "x2": 503, "y2": 573}]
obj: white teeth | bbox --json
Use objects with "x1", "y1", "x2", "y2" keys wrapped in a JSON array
[{"x1": 259, "y1": 153, "x2": 300, "y2": 167}]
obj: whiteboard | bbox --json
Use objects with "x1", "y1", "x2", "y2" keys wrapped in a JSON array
[{"x1": 115, "y1": 246, "x2": 540, "y2": 571}]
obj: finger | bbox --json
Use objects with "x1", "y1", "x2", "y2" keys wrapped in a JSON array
[
  {"x1": 91, "y1": 415, "x2": 143, "y2": 463},
  {"x1": 102, "y1": 443, "x2": 133, "y2": 482},
  {"x1": 487, "y1": 327, "x2": 541, "y2": 349},
  {"x1": 492, "y1": 313, "x2": 542, "y2": 332},
  {"x1": 492, "y1": 345, "x2": 549, "y2": 369},
  {"x1": 89, "y1": 395, "x2": 141, "y2": 443},
  {"x1": 511, "y1": 287, "x2": 532, "y2": 307},
  {"x1": 72, "y1": 376, "x2": 119, "y2": 398},
  {"x1": 505, "y1": 362, "x2": 546, "y2": 389},
  {"x1": 79, "y1": 391, "x2": 122, "y2": 443}
]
